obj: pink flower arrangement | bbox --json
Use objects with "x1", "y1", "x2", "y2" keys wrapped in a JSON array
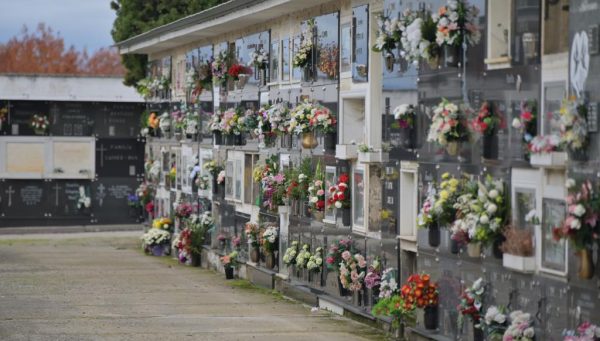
[
  {"x1": 326, "y1": 238, "x2": 354, "y2": 272},
  {"x1": 339, "y1": 252, "x2": 367, "y2": 292},
  {"x1": 553, "y1": 179, "x2": 599, "y2": 250},
  {"x1": 364, "y1": 258, "x2": 382, "y2": 289},
  {"x1": 564, "y1": 322, "x2": 600, "y2": 341},
  {"x1": 528, "y1": 135, "x2": 560, "y2": 154}
]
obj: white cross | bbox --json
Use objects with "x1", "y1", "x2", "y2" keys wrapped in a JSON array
[
  {"x1": 5, "y1": 186, "x2": 15, "y2": 207},
  {"x1": 52, "y1": 183, "x2": 62, "y2": 206},
  {"x1": 96, "y1": 144, "x2": 107, "y2": 167}
]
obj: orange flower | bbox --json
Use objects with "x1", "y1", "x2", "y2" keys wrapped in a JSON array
[{"x1": 438, "y1": 6, "x2": 447, "y2": 15}]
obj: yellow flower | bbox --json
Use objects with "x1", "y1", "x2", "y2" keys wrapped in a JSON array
[
  {"x1": 440, "y1": 181, "x2": 448, "y2": 189},
  {"x1": 441, "y1": 172, "x2": 450, "y2": 179},
  {"x1": 449, "y1": 178, "x2": 459, "y2": 188},
  {"x1": 439, "y1": 190, "x2": 449, "y2": 200}
]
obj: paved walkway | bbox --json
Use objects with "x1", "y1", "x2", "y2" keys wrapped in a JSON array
[{"x1": 0, "y1": 231, "x2": 385, "y2": 341}]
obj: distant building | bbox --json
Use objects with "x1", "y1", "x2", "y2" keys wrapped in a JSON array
[{"x1": 0, "y1": 74, "x2": 145, "y2": 227}]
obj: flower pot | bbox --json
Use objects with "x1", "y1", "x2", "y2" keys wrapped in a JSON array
[
  {"x1": 213, "y1": 131, "x2": 223, "y2": 145},
  {"x1": 399, "y1": 127, "x2": 417, "y2": 149},
  {"x1": 313, "y1": 210, "x2": 324, "y2": 222},
  {"x1": 450, "y1": 239, "x2": 460, "y2": 254},
  {"x1": 265, "y1": 252, "x2": 276, "y2": 269},
  {"x1": 302, "y1": 65, "x2": 314, "y2": 82},
  {"x1": 225, "y1": 266, "x2": 234, "y2": 279},
  {"x1": 301, "y1": 131, "x2": 318, "y2": 149},
  {"x1": 323, "y1": 132, "x2": 336, "y2": 151},
  {"x1": 502, "y1": 253, "x2": 536, "y2": 273},
  {"x1": 385, "y1": 53, "x2": 395, "y2": 72},
  {"x1": 428, "y1": 223, "x2": 440, "y2": 247},
  {"x1": 568, "y1": 147, "x2": 587, "y2": 162},
  {"x1": 393, "y1": 322, "x2": 405, "y2": 340},
  {"x1": 424, "y1": 306, "x2": 438, "y2": 330},
  {"x1": 191, "y1": 252, "x2": 201, "y2": 267},
  {"x1": 492, "y1": 234, "x2": 506, "y2": 259},
  {"x1": 341, "y1": 207, "x2": 351, "y2": 227},
  {"x1": 578, "y1": 248, "x2": 594, "y2": 279},
  {"x1": 151, "y1": 244, "x2": 166, "y2": 256},
  {"x1": 443, "y1": 45, "x2": 460, "y2": 67},
  {"x1": 445, "y1": 141, "x2": 459, "y2": 156},
  {"x1": 250, "y1": 247, "x2": 260, "y2": 263},
  {"x1": 467, "y1": 243, "x2": 481, "y2": 258},
  {"x1": 473, "y1": 326, "x2": 484, "y2": 341},
  {"x1": 482, "y1": 133, "x2": 498, "y2": 159}
]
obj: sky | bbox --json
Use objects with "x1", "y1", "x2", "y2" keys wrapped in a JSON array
[{"x1": 0, "y1": 0, "x2": 117, "y2": 52}]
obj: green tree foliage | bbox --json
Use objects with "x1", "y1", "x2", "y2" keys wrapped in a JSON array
[{"x1": 111, "y1": 0, "x2": 226, "y2": 86}]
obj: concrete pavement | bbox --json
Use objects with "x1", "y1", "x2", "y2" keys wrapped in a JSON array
[{"x1": 0, "y1": 231, "x2": 386, "y2": 341}]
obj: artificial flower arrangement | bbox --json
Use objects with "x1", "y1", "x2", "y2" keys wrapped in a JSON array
[
  {"x1": 393, "y1": 104, "x2": 416, "y2": 129},
  {"x1": 317, "y1": 43, "x2": 339, "y2": 79},
  {"x1": 173, "y1": 228, "x2": 193, "y2": 264},
  {"x1": 258, "y1": 157, "x2": 287, "y2": 211},
  {"x1": 228, "y1": 63, "x2": 251, "y2": 81},
  {"x1": 553, "y1": 179, "x2": 599, "y2": 251},
  {"x1": 378, "y1": 268, "x2": 399, "y2": 299},
  {"x1": 220, "y1": 250, "x2": 239, "y2": 268},
  {"x1": 528, "y1": 134, "x2": 560, "y2": 154},
  {"x1": 183, "y1": 107, "x2": 199, "y2": 136},
  {"x1": 127, "y1": 193, "x2": 140, "y2": 208},
  {"x1": 364, "y1": 258, "x2": 382, "y2": 292},
  {"x1": 249, "y1": 48, "x2": 269, "y2": 69},
  {"x1": 141, "y1": 228, "x2": 171, "y2": 247},
  {"x1": 293, "y1": 19, "x2": 315, "y2": 68},
  {"x1": 325, "y1": 237, "x2": 354, "y2": 272},
  {"x1": 339, "y1": 251, "x2": 367, "y2": 292},
  {"x1": 268, "y1": 102, "x2": 292, "y2": 135},
  {"x1": 209, "y1": 111, "x2": 222, "y2": 133},
  {"x1": 211, "y1": 51, "x2": 229, "y2": 85},
  {"x1": 418, "y1": 173, "x2": 462, "y2": 229},
  {"x1": 204, "y1": 160, "x2": 223, "y2": 178},
  {"x1": 481, "y1": 306, "x2": 507, "y2": 339},
  {"x1": 219, "y1": 108, "x2": 244, "y2": 136},
  {"x1": 174, "y1": 201, "x2": 194, "y2": 219},
  {"x1": 450, "y1": 175, "x2": 507, "y2": 248},
  {"x1": 563, "y1": 322, "x2": 600, "y2": 341},
  {"x1": 472, "y1": 101, "x2": 502, "y2": 136},
  {"x1": 255, "y1": 105, "x2": 277, "y2": 148},
  {"x1": 372, "y1": 294, "x2": 414, "y2": 329},
  {"x1": 512, "y1": 101, "x2": 538, "y2": 149},
  {"x1": 195, "y1": 174, "x2": 210, "y2": 190},
  {"x1": 136, "y1": 75, "x2": 170, "y2": 99},
  {"x1": 426, "y1": 98, "x2": 471, "y2": 154},
  {"x1": 217, "y1": 170, "x2": 226, "y2": 185},
  {"x1": 295, "y1": 244, "x2": 312, "y2": 269},
  {"x1": 500, "y1": 225, "x2": 534, "y2": 257},
  {"x1": 289, "y1": 100, "x2": 337, "y2": 135},
  {"x1": 372, "y1": 13, "x2": 401, "y2": 54},
  {"x1": 503, "y1": 310, "x2": 535, "y2": 341},
  {"x1": 285, "y1": 158, "x2": 312, "y2": 203},
  {"x1": 308, "y1": 175, "x2": 326, "y2": 212},
  {"x1": 147, "y1": 112, "x2": 160, "y2": 133},
  {"x1": 192, "y1": 211, "x2": 214, "y2": 235},
  {"x1": 159, "y1": 112, "x2": 171, "y2": 133},
  {"x1": 283, "y1": 240, "x2": 299, "y2": 265},
  {"x1": 170, "y1": 106, "x2": 186, "y2": 132},
  {"x1": 185, "y1": 61, "x2": 213, "y2": 97},
  {"x1": 168, "y1": 166, "x2": 177, "y2": 183},
  {"x1": 399, "y1": 9, "x2": 432, "y2": 64},
  {"x1": 260, "y1": 225, "x2": 278, "y2": 254},
  {"x1": 306, "y1": 247, "x2": 324, "y2": 272},
  {"x1": 327, "y1": 173, "x2": 350, "y2": 209},
  {"x1": 152, "y1": 217, "x2": 172, "y2": 230},
  {"x1": 245, "y1": 222, "x2": 260, "y2": 248},
  {"x1": 135, "y1": 182, "x2": 155, "y2": 207},
  {"x1": 30, "y1": 114, "x2": 49, "y2": 134},
  {"x1": 232, "y1": 235, "x2": 241, "y2": 249},
  {"x1": 433, "y1": 0, "x2": 481, "y2": 48},
  {"x1": 457, "y1": 277, "x2": 485, "y2": 331},
  {"x1": 400, "y1": 273, "x2": 439, "y2": 311},
  {"x1": 558, "y1": 97, "x2": 588, "y2": 152}
]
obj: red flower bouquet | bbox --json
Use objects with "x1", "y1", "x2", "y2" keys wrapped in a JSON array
[
  {"x1": 327, "y1": 173, "x2": 350, "y2": 209},
  {"x1": 228, "y1": 64, "x2": 250, "y2": 81},
  {"x1": 472, "y1": 101, "x2": 502, "y2": 136},
  {"x1": 400, "y1": 273, "x2": 439, "y2": 311}
]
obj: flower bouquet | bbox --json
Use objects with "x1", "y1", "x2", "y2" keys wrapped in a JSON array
[
  {"x1": 261, "y1": 225, "x2": 278, "y2": 254},
  {"x1": 500, "y1": 225, "x2": 535, "y2": 272},
  {"x1": 372, "y1": 294, "x2": 415, "y2": 332},
  {"x1": 328, "y1": 173, "x2": 351, "y2": 225},
  {"x1": 308, "y1": 178, "x2": 326, "y2": 217},
  {"x1": 306, "y1": 247, "x2": 323, "y2": 273},
  {"x1": 295, "y1": 244, "x2": 311, "y2": 269},
  {"x1": 512, "y1": 101, "x2": 538, "y2": 160},
  {"x1": 393, "y1": 103, "x2": 417, "y2": 148},
  {"x1": 249, "y1": 48, "x2": 268, "y2": 70},
  {"x1": 211, "y1": 51, "x2": 229, "y2": 86},
  {"x1": 339, "y1": 251, "x2": 367, "y2": 292},
  {"x1": 481, "y1": 306, "x2": 507, "y2": 339},
  {"x1": 255, "y1": 106, "x2": 277, "y2": 148},
  {"x1": 195, "y1": 174, "x2": 210, "y2": 190},
  {"x1": 30, "y1": 114, "x2": 49, "y2": 135},
  {"x1": 221, "y1": 251, "x2": 238, "y2": 279},
  {"x1": 373, "y1": 13, "x2": 401, "y2": 71},
  {"x1": 378, "y1": 268, "x2": 399, "y2": 299},
  {"x1": 318, "y1": 43, "x2": 339, "y2": 79},
  {"x1": 457, "y1": 277, "x2": 485, "y2": 337},
  {"x1": 141, "y1": 228, "x2": 171, "y2": 256},
  {"x1": 528, "y1": 134, "x2": 566, "y2": 167},
  {"x1": 267, "y1": 102, "x2": 292, "y2": 136},
  {"x1": 245, "y1": 222, "x2": 260, "y2": 248},
  {"x1": 400, "y1": 273, "x2": 439, "y2": 329},
  {"x1": 293, "y1": 19, "x2": 315, "y2": 72},
  {"x1": 433, "y1": 0, "x2": 481, "y2": 67},
  {"x1": 558, "y1": 97, "x2": 588, "y2": 160},
  {"x1": 553, "y1": 179, "x2": 599, "y2": 278},
  {"x1": 283, "y1": 240, "x2": 299, "y2": 266},
  {"x1": 427, "y1": 98, "x2": 471, "y2": 155},
  {"x1": 325, "y1": 237, "x2": 354, "y2": 272},
  {"x1": 503, "y1": 310, "x2": 535, "y2": 341},
  {"x1": 365, "y1": 258, "x2": 382, "y2": 301},
  {"x1": 472, "y1": 101, "x2": 502, "y2": 159},
  {"x1": 228, "y1": 63, "x2": 251, "y2": 88},
  {"x1": 563, "y1": 322, "x2": 600, "y2": 341},
  {"x1": 152, "y1": 217, "x2": 172, "y2": 231}
]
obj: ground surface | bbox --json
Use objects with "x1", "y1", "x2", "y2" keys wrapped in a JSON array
[{"x1": 0, "y1": 231, "x2": 386, "y2": 341}]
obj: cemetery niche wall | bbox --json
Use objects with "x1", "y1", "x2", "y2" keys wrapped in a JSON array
[
  {"x1": 118, "y1": 0, "x2": 600, "y2": 340},
  {"x1": 0, "y1": 76, "x2": 144, "y2": 227}
]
